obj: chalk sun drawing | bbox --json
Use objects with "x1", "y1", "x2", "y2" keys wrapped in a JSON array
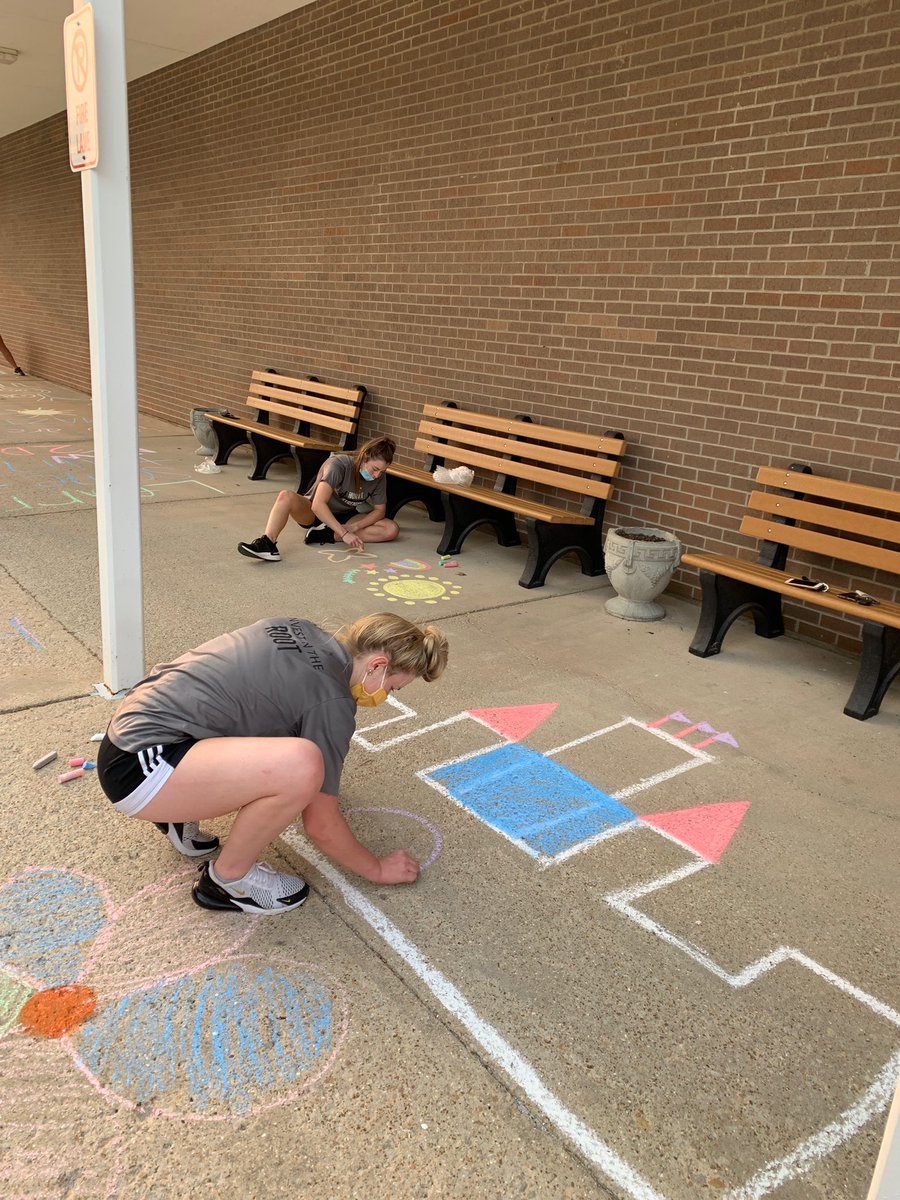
[
  {"x1": 366, "y1": 572, "x2": 463, "y2": 606},
  {"x1": 0, "y1": 867, "x2": 348, "y2": 1129}
]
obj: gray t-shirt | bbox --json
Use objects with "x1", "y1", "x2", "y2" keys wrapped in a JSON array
[
  {"x1": 107, "y1": 618, "x2": 355, "y2": 795},
  {"x1": 305, "y1": 454, "x2": 387, "y2": 515}
]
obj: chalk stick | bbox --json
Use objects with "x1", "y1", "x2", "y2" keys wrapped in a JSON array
[
  {"x1": 89, "y1": 733, "x2": 104, "y2": 742},
  {"x1": 32, "y1": 751, "x2": 58, "y2": 770},
  {"x1": 57, "y1": 769, "x2": 85, "y2": 783},
  {"x1": 83, "y1": 761, "x2": 96, "y2": 770},
  {"x1": 68, "y1": 757, "x2": 86, "y2": 768}
]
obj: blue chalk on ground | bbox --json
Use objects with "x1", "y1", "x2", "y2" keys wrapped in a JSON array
[{"x1": 428, "y1": 743, "x2": 635, "y2": 858}]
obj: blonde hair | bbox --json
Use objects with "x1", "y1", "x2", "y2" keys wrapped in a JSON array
[{"x1": 337, "y1": 612, "x2": 448, "y2": 682}]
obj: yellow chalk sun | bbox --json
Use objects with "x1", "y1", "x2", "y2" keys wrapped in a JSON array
[{"x1": 366, "y1": 573, "x2": 463, "y2": 606}]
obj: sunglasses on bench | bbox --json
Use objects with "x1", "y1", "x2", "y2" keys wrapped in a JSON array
[{"x1": 785, "y1": 578, "x2": 879, "y2": 606}]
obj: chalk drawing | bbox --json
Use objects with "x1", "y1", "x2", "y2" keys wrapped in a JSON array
[
  {"x1": 5, "y1": 617, "x2": 44, "y2": 650},
  {"x1": 389, "y1": 558, "x2": 433, "y2": 570},
  {"x1": 319, "y1": 698, "x2": 899, "y2": 1197},
  {"x1": 649, "y1": 709, "x2": 739, "y2": 751},
  {"x1": 0, "y1": 867, "x2": 348, "y2": 1131},
  {"x1": 366, "y1": 572, "x2": 463, "y2": 606},
  {"x1": 343, "y1": 806, "x2": 443, "y2": 870}
]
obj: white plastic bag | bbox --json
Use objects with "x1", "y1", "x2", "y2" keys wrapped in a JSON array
[{"x1": 433, "y1": 465, "x2": 474, "y2": 486}]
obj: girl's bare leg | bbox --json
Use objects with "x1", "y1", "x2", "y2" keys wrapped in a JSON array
[
  {"x1": 349, "y1": 517, "x2": 399, "y2": 543},
  {"x1": 264, "y1": 490, "x2": 315, "y2": 541},
  {"x1": 135, "y1": 737, "x2": 324, "y2": 878}
]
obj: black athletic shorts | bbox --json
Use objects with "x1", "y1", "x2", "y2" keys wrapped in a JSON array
[{"x1": 97, "y1": 734, "x2": 196, "y2": 816}]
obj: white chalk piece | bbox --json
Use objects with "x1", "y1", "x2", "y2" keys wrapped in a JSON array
[
  {"x1": 32, "y1": 751, "x2": 58, "y2": 770},
  {"x1": 89, "y1": 733, "x2": 104, "y2": 742},
  {"x1": 57, "y1": 768, "x2": 85, "y2": 783}
]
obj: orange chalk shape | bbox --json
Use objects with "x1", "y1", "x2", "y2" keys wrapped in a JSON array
[{"x1": 19, "y1": 984, "x2": 98, "y2": 1038}]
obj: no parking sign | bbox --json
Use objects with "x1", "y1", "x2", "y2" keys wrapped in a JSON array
[{"x1": 63, "y1": 4, "x2": 98, "y2": 170}]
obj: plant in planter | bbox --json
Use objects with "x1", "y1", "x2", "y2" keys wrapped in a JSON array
[{"x1": 604, "y1": 526, "x2": 683, "y2": 621}]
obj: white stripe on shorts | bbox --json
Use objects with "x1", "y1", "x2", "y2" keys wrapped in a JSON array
[{"x1": 112, "y1": 751, "x2": 175, "y2": 817}]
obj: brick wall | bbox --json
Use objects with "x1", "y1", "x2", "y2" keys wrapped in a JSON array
[{"x1": 1, "y1": 0, "x2": 898, "y2": 646}]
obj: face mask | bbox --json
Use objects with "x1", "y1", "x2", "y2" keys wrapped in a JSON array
[
  {"x1": 360, "y1": 465, "x2": 375, "y2": 482},
  {"x1": 351, "y1": 664, "x2": 389, "y2": 707}
]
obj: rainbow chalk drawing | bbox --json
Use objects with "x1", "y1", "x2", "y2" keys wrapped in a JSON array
[
  {"x1": 303, "y1": 695, "x2": 900, "y2": 1199},
  {"x1": 0, "y1": 867, "x2": 348, "y2": 1154}
]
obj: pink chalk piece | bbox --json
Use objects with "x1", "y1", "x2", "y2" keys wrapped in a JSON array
[
  {"x1": 68, "y1": 757, "x2": 86, "y2": 768},
  {"x1": 467, "y1": 703, "x2": 558, "y2": 742},
  {"x1": 58, "y1": 768, "x2": 86, "y2": 783},
  {"x1": 641, "y1": 801, "x2": 750, "y2": 863},
  {"x1": 441, "y1": 560, "x2": 459, "y2": 568}
]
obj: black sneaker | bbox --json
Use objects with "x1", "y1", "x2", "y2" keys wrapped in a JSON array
[
  {"x1": 154, "y1": 821, "x2": 220, "y2": 856},
  {"x1": 304, "y1": 523, "x2": 335, "y2": 545},
  {"x1": 192, "y1": 860, "x2": 309, "y2": 915},
  {"x1": 14, "y1": 367, "x2": 25, "y2": 377},
  {"x1": 237, "y1": 534, "x2": 281, "y2": 561}
]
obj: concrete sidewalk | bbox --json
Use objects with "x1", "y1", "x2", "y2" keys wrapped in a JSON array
[{"x1": 1, "y1": 367, "x2": 897, "y2": 1200}]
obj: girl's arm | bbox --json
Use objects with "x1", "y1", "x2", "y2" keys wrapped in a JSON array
[{"x1": 301, "y1": 792, "x2": 419, "y2": 883}]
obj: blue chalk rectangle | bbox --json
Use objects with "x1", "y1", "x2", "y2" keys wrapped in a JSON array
[{"x1": 428, "y1": 744, "x2": 635, "y2": 858}]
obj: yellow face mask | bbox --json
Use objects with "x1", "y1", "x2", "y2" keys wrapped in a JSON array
[{"x1": 351, "y1": 664, "x2": 389, "y2": 707}]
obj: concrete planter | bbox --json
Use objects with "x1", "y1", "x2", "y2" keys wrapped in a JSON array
[
  {"x1": 604, "y1": 526, "x2": 683, "y2": 622},
  {"x1": 189, "y1": 407, "x2": 229, "y2": 456}
]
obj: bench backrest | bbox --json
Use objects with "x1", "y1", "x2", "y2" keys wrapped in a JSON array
[
  {"x1": 248, "y1": 370, "x2": 366, "y2": 448},
  {"x1": 414, "y1": 403, "x2": 626, "y2": 506},
  {"x1": 743, "y1": 465, "x2": 900, "y2": 575}
]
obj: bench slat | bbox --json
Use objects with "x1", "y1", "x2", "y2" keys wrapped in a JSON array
[
  {"x1": 250, "y1": 397, "x2": 357, "y2": 435},
  {"x1": 739, "y1": 514, "x2": 900, "y2": 575},
  {"x1": 755, "y1": 466, "x2": 900, "y2": 516},
  {"x1": 422, "y1": 403, "x2": 620, "y2": 454},
  {"x1": 414, "y1": 437, "x2": 614, "y2": 498},
  {"x1": 747, "y1": 490, "x2": 900, "y2": 546},
  {"x1": 417, "y1": 419, "x2": 621, "y2": 477},
  {"x1": 248, "y1": 383, "x2": 362, "y2": 420},
  {"x1": 682, "y1": 551, "x2": 900, "y2": 631},
  {"x1": 250, "y1": 371, "x2": 363, "y2": 404},
  {"x1": 387, "y1": 463, "x2": 593, "y2": 524}
]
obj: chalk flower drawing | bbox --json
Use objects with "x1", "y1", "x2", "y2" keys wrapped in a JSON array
[{"x1": 0, "y1": 868, "x2": 348, "y2": 1143}]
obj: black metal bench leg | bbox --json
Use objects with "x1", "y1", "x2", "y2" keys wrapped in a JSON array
[
  {"x1": 385, "y1": 476, "x2": 445, "y2": 522},
  {"x1": 518, "y1": 520, "x2": 604, "y2": 589},
  {"x1": 437, "y1": 494, "x2": 520, "y2": 556},
  {"x1": 211, "y1": 423, "x2": 249, "y2": 465},
  {"x1": 844, "y1": 623, "x2": 900, "y2": 720},
  {"x1": 689, "y1": 571, "x2": 785, "y2": 657},
  {"x1": 247, "y1": 431, "x2": 292, "y2": 480},
  {"x1": 291, "y1": 447, "x2": 330, "y2": 494}
]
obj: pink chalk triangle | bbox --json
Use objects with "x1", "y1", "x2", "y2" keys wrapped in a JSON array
[
  {"x1": 641, "y1": 801, "x2": 750, "y2": 863},
  {"x1": 467, "y1": 703, "x2": 558, "y2": 742}
]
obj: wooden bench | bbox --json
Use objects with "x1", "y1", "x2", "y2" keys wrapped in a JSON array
[
  {"x1": 683, "y1": 463, "x2": 900, "y2": 720},
  {"x1": 386, "y1": 402, "x2": 626, "y2": 589},
  {"x1": 206, "y1": 369, "x2": 367, "y2": 492}
]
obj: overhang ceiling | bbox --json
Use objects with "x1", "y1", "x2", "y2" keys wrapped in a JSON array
[{"x1": 0, "y1": 0, "x2": 317, "y2": 141}]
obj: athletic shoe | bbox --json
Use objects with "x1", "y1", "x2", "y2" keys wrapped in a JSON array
[
  {"x1": 304, "y1": 522, "x2": 335, "y2": 545},
  {"x1": 154, "y1": 821, "x2": 220, "y2": 856},
  {"x1": 192, "y1": 860, "x2": 309, "y2": 915},
  {"x1": 237, "y1": 534, "x2": 281, "y2": 561},
  {"x1": 14, "y1": 367, "x2": 25, "y2": 376}
]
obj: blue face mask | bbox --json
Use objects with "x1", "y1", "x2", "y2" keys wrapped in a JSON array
[{"x1": 360, "y1": 466, "x2": 375, "y2": 482}]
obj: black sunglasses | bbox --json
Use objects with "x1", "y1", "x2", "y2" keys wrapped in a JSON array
[{"x1": 835, "y1": 589, "x2": 879, "y2": 607}]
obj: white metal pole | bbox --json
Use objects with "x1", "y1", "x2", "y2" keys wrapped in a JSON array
[
  {"x1": 78, "y1": 0, "x2": 145, "y2": 692},
  {"x1": 868, "y1": 1069, "x2": 900, "y2": 1200}
]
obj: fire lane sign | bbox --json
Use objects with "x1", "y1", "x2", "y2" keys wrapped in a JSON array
[{"x1": 64, "y1": 5, "x2": 98, "y2": 171}]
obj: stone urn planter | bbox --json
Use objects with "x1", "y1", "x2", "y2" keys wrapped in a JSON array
[
  {"x1": 604, "y1": 526, "x2": 683, "y2": 622},
  {"x1": 189, "y1": 407, "x2": 229, "y2": 457}
]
